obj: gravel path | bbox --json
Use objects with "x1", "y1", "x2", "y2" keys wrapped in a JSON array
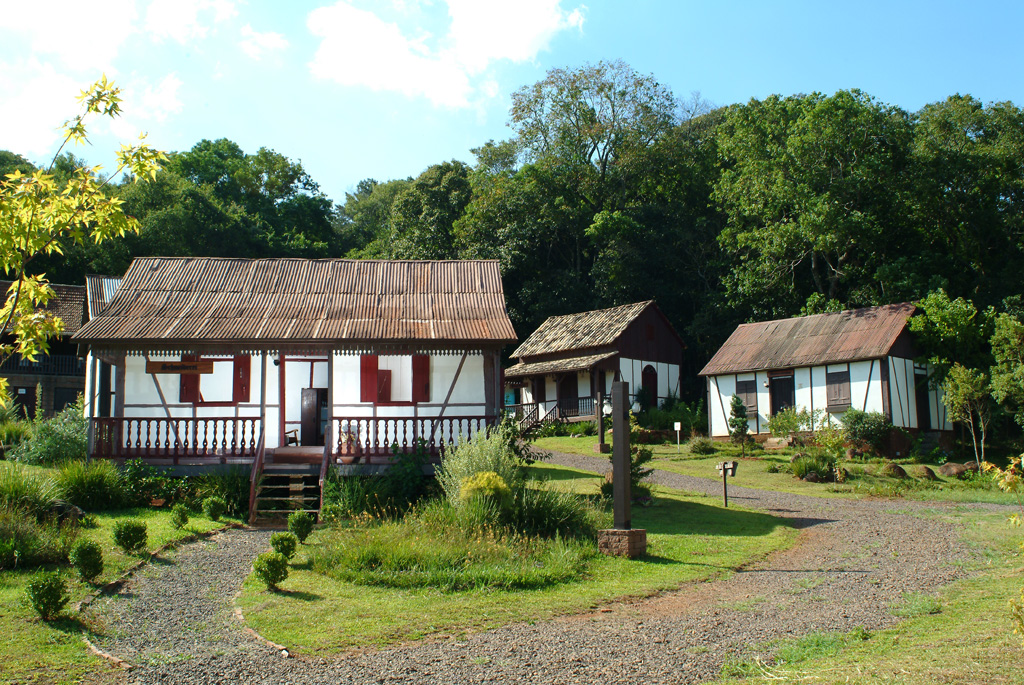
[{"x1": 88, "y1": 453, "x2": 988, "y2": 684}]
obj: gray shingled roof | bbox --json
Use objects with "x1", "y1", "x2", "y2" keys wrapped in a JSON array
[
  {"x1": 1, "y1": 281, "x2": 86, "y2": 335},
  {"x1": 510, "y1": 301, "x2": 653, "y2": 359}
]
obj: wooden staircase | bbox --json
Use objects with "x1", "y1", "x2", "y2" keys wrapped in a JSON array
[{"x1": 251, "y1": 463, "x2": 321, "y2": 523}]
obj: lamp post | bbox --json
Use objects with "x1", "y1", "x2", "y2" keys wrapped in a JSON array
[{"x1": 716, "y1": 460, "x2": 738, "y2": 507}]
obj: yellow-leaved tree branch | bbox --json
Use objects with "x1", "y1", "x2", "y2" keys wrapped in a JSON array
[{"x1": 0, "y1": 76, "x2": 166, "y2": 407}]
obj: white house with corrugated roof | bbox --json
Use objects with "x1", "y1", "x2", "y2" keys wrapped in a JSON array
[
  {"x1": 73, "y1": 257, "x2": 517, "y2": 470},
  {"x1": 699, "y1": 304, "x2": 952, "y2": 444}
]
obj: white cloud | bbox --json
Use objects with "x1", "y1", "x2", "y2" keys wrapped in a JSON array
[
  {"x1": 0, "y1": 59, "x2": 83, "y2": 160},
  {"x1": 308, "y1": 2, "x2": 472, "y2": 107},
  {"x1": 0, "y1": 0, "x2": 138, "y2": 72},
  {"x1": 445, "y1": 0, "x2": 585, "y2": 75},
  {"x1": 307, "y1": 0, "x2": 585, "y2": 108},
  {"x1": 106, "y1": 74, "x2": 185, "y2": 141},
  {"x1": 239, "y1": 24, "x2": 289, "y2": 60},
  {"x1": 145, "y1": 0, "x2": 238, "y2": 43}
]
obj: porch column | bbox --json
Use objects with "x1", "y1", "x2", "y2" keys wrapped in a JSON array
[
  {"x1": 327, "y1": 351, "x2": 334, "y2": 449},
  {"x1": 259, "y1": 350, "x2": 267, "y2": 438},
  {"x1": 113, "y1": 354, "x2": 126, "y2": 418}
]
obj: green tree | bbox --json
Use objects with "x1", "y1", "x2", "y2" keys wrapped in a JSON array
[
  {"x1": 990, "y1": 313, "x2": 1024, "y2": 427},
  {"x1": 0, "y1": 77, "x2": 163, "y2": 406},
  {"x1": 728, "y1": 394, "x2": 750, "y2": 457},
  {"x1": 942, "y1": 363, "x2": 991, "y2": 466},
  {"x1": 715, "y1": 90, "x2": 914, "y2": 318},
  {"x1": 908, "y1": 289, "x2": 995, "y2": 383}
]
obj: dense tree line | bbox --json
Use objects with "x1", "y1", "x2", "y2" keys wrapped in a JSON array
[{"x1": 7, "y1": 60, "x2": 1024, "y2": 410}]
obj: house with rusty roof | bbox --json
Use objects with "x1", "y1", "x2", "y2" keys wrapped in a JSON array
[
  {"x1": 72, "y1": 257, "x2": 517, "y2": 518},
  {"x1": 1, "y1": 281, "x2": 88, "y2": 418},
  {"x1": 505, "y1": 301, "x2": 684, "y2": 428},
  {"x1": 699, "y1": 303, "x2": 952, "y2": 444},
  {"x1": 81, "y1": 274, "x2": 122, "y2": 419}
]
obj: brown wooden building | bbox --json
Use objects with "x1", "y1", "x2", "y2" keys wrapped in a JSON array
[{"x1": 505, "y1": 301, "x2": 685, "y2": 427}]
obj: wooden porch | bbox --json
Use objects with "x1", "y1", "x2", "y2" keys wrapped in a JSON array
[{"x1": 506, "y1": 396, "x2": 598, "y2": 432}]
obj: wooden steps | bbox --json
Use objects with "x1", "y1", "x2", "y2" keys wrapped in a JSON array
[{"x1": 252, "y1": 464, "x2": 321, "y2": 522}]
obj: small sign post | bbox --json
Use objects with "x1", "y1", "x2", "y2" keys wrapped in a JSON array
[
  {"x1": 674, "y1": 421, "x2": 682, "y2": 452},
  {"x1": 716, "y1": 460, "x2": 737, "y2": 508}
]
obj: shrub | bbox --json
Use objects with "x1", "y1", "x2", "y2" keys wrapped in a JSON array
[
  {"x1": 319, "y1": 502, "x2": 344, "y2": 525},
  {"x1": 12, "y1": 399, "x2": 87, "y2": 465},
  {"x1": 69, "y1": 540, "x2": 103, "y2": 581},
  {"x1": 0, "y1": 461, "x2": 57, "y2": 516},
  {"x1": 0, "y1": 508, "x2": 76, "y2": 568},
  {"x1": 270, "y1": 531, "x2": 299, "y2": 560},
  {"x1": 437, "y1": 430, "x2": 523, "y2": 504},
  {"x1": 459, "y1": 471, "x2": 512, "y2": 510},
  {"x1": 639, "y1": 399, "x2": 706, "y2": 434},
  {"x1": 201, "y1": 496, "x2": 227, "y2": 521},
  {"x1": 768, "y1": 407, "x2": 809, "y2": 437},
  {"x1": 253, "y1": 551, "x2": 289, "y2": 590},
  {"x1": 842, "y1": 409, "x2": 892, "y2": 453},
  {"x1": 170, "y1": 504, "x2": 189, "y2": 529},
  {"x1": 792, "y1": 453, "x2": 838, "y2": 481},
  {"x1": 55, "y1": 460, "x2": 125, "y2": 511},
  {"x1": 112, "y1": 519, "x2": 148, "y2": 554},
  {"x1": 688, "y1": 436, "x2": 716, "y2": 455},
  {"x1": 25, "y1": 571, "x2": 69, "y2": 620},
  {"x1": 288, "y1": 511, "x2": 314, "y2": 543},
  {"x1": 534, "y1": 420, "x2": 577, "y2": 438}
]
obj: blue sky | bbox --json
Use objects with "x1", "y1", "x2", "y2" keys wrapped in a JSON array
[{"x1": 2, "y1": 1, "x2": 1023, "y2": 203}]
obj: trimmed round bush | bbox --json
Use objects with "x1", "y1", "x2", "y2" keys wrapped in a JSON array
[
  {"x1": 253, "y1": 551, "x2": 289, "y2": 590},
  {"x1": 112, "y1": 518, "x2": 148, "y2": 554},
  {"x1": 170, "y1": 504, "x2": 189, "y2": 530},
  {"x1": 69, "y1": 540, "x2": 103, "y2": 582},
  {"x1": 288, "y1": 511, "x2": 314, "y2": 543},
  {"x1": 270, "y1": 531, "x2": 299, "y2": 560},
  {"x1": 25, "y1": 571, "x2": 69, "y2": 620},
  {"x1": 202, "y1": 496, "x2": 227, "y2": 522}
]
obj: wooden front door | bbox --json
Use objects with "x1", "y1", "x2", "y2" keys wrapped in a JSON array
[
  {"x1": 769, "y1": 375, "x2": 795, "y2": 416},
  {"x1": 915, "y1": 374, "x2": 932, "y2": 430},
  {"x1": 558, "y1": 375, "x2": 578, "y2": 414},
  {"x1": 641, "y1": 365, "x2": 658, "y2": 410},
  {"x1": 300, "y1": 388, "x2": 329, "y2": 446}
]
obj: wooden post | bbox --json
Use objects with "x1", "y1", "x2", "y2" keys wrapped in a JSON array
[
  {"x1": 722, "y1": 467, "x2": 729, "y2": 508},
  {"x1": 259, "y1": 350, "x2": 267, "y2": 441},
  {"x1": 597, "y1": 390, "x2": 605, "y2": 450},
  {"x1": 327, "y1": 351, "x2": 334, "y2": 455},
  {"x1": 612, "y1": 381, "x2": 631, "y2": 530}
]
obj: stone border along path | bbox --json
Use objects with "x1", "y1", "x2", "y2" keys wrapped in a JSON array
[{"x1": 86, "y1": 450, "x2": 996, "y2": 685}]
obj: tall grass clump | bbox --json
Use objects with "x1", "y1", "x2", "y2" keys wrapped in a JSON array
[
  {"x1": 0, "y1": 462, "x2": 57, "y2": 516},
  {"x1": 0, "y1": 420, "x2": 32, "y2": 450},
  {"x1": 792, "y1": 452, "x2": 838, "y2": 481},
  {"x1": 12, "y1": 399, "x2": 88, "y2": 465},
  {"x1": 55, "y1": 460, "x2": 126, "y2": 511},
  {"x1": 0, "y1": 508, "x2": 76, "y2": 569},
  {"x1": 311, "y1": 502, "x2": 595, "y2": 591}
]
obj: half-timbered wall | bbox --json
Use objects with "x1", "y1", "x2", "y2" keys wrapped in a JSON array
[{"x1": 707, "y1": 357, "x2": 951, "y2": 437}]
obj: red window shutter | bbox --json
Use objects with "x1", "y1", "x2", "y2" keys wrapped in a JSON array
[
  {"x1": 180, "y1": 354, "x2": 199, "y2": 403},
  {"x1": 233, "y1": 355, "x2": 251, "y2": 403},
  {"x1": 412, "y1": 354, "x2": 430, "y2": 403},
  {"x1": 377, "y1": 369, "x2": 392, "y2": 403},
  {"x1": 360, "y1": 355, "x2": 378, "y2": 403}
]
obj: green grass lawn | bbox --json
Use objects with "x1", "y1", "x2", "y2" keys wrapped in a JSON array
[
  {"x1": 237, "y1": 463, "x2": 798, "y2": 653},
  {"x1": 0, "y1": 507, "x2": 239, "y2": 684},
  {"x1": 533, "y1": 436, "x2": 1023, "y2": 505},
  {"x1": 715, "y1": 509, "x2": 1024, "y2": 684}
]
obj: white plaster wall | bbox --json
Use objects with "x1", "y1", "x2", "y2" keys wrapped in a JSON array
[
  {"x1": 735, "y1": 371, "x2": 758, "y2": 433},
  {"x1": 83, "y1": 353, "x2": 96, "y2": 417},
  {"x1": 809, "y1": 366, "x2": 828, "y2": 425},
  {"x1": 577, "y1": 371, "x2": 591, "y2": 398},
  {"x1": 888, "y1": 357, "x2": 913, "y2": 428},
  {"x1": 708, "y1": 375, "x2": 735, "y2": 437},
  {"x1": 619, "y1": 359, "x2": 634, "y2": 396},
  {"x1": 521, "y1": 384, "x2": 534, "y2": 404},
  {"x1": 793, "y1": 367, "x2": 812, "y2": 432}
]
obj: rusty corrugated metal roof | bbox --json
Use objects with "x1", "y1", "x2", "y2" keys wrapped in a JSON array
[
  {"x1": 505, "y1": 351, "x2": 618, "y2": 378},
  {"x1": 510, "y1": 301, "x2": 655, "y2": 359},
  {"x1": 1, "y1": 281, "x2": 85, "y2": 335},
  {"x1": 699, "y1": 303, "x2": 917, "y2": 376},
  {"x1": 72, "y1": 258, "x2": 517, "y2": 348},
  {"x1": 84, "y1": 275, "x2": 121, "y2": 320}
]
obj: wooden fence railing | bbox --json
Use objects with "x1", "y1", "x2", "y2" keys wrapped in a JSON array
[
  {"x1": 327, "y1": 416, "x2": 491, "y2": 460},
  {"x1": 90, "y1": 416, "x2": 261, "y2": 463}
]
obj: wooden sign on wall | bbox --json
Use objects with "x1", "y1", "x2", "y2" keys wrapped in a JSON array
[{"x1": 145, "y1": 360, "x2": 214, "y2": 375}]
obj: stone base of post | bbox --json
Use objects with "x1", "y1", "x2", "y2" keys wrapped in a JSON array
[
  {"x1": 597, "y1": 528, "x2": 647, "y2": 558},
  {"x1": 593, "y1": 443, "x2": 611, "y2": 453}
]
